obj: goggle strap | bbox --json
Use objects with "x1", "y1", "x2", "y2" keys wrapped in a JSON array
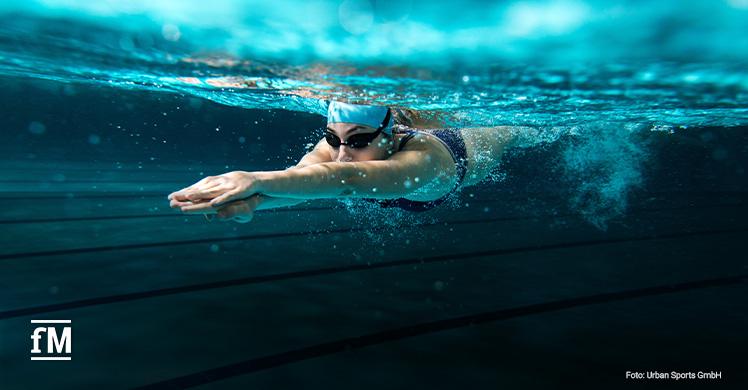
[{"x1": 376, "y1": 109, "x2": 392, "y2": 133}]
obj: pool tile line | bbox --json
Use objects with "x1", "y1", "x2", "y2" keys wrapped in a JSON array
[
  {"x1": 1, "y1": 201, "x2": 746, "y2": 260},
  {"x1": 1, "y1": 226, "x2": 746, "y2": 320},
  {"x1": 134, "y1": 273, "x2": 748, "y2": 389}
]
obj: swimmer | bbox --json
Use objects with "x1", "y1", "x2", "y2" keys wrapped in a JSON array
[{"x1": 168, "y1": 101, "x2": 528, "y2": 222}]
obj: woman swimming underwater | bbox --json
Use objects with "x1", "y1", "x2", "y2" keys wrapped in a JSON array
[{"x1": 168, "y1": 101, "x2": 526, "y2": 222}]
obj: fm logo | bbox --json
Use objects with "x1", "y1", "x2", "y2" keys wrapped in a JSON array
[{"x1": 30, "y1": 320, "x2": 72, "y2": 361}]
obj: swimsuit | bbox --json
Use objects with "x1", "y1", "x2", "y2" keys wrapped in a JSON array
[{"x1": 373, "y1": 128, "x2": 469, "y2": 212}]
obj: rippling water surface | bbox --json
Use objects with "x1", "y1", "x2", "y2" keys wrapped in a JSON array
[{"x1": 1, "y1": 0, "x2": 746, "y2": 129}]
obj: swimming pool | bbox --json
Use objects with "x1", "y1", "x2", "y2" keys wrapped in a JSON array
[{"x1": 1, "y1": 1, "x2": 747, "y2": 388}]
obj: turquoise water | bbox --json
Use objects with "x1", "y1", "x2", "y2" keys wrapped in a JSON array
[
  {"x1": 1, "y1": 0, "x2": 746, "y2": 226},
  {"x1": 1, "y1": 0, "x2": 747, "y2": 126},
  {"x1": 1, "y1": 1, "x2": 747, "y2": 389}
]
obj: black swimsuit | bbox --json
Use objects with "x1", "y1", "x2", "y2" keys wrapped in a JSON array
[{"x1": 372, "y1": 128, "x2": 469, "y2": 212}]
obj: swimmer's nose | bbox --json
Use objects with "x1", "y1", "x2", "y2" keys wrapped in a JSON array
[{"x1": 336, "y1": 146, "x2": 354, "y2": 162}]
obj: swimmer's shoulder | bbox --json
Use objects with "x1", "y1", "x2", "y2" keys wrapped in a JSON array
[
  {"x1": 394, "y1": 127, "x2": 433, "y2": 152},
  {"x1": 394, "y1": 127, "x2": 455, "y2": 162}
]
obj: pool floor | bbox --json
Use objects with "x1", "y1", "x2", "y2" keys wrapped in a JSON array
[{"x1": 1, "y1": 161, "x2": 746, "y2": 389}]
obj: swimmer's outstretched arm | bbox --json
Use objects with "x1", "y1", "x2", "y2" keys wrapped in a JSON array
[
  {"x1": 169, "y1": 138, "x2": 455, "y2": 219},
  {"x1": 208, "y1": 146, "x2": 456, "y2": 207},
  {"x1": 170, "y1": 138, "x2": 333, "y2": 218},
  {"x1": 226, "y1": 138, "x2": 333, "y2": 211}
]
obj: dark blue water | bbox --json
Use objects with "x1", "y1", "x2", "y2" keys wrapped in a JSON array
[{"x1": 1, "y1": 1, "x2": 747, "y2": 389}]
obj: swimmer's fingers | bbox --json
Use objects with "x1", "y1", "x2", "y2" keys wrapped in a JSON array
[
  {"x1": 170, "y1": 184, "x2": 221, "y2": 201},
  {"x1": 209, "y1": 189, "x2": 248, "y2": 208},
  {"x1": 168, "y1": 175, "x2": 222, "y2": 200},
  {"x1": 170, "y1": 198, "x2": 210, "y2": 209},
  {"x1": 169, "y1": 187, "x2": 205, "y2": 201},
  {"x1": 179, "y1": 201, "x2": 219, "y2": 214},
  {"x1": 168, "y1": 191, "x2": 188, "y2": 201},
  {"x1": 170, "y1": 198, "x2": 191, "y2": 209},
  {"x1": 182, "y1": 185, "x2": 234, "y2": 201},
  {"x1": 180, "y1": 180, "x2": 240, "y2": 201},
  {"x1": 168, "y1": 179, "x2": 209, "y2": 200}
]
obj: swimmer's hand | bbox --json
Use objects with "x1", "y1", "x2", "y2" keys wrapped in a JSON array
[
  {"x1": 213, "y1": 197, "x2": 259, "y2": 223},
  {"x1": 169, "y1": 195, "x2": 261, "y2": 223},
  {"x1": 168, "y1": 171, "x2": 261, "y2": 205}
]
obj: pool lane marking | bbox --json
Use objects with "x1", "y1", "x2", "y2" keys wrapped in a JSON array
[
  {"x1": 1, "y1": 199, "x2": 746, "y2": 260},
  {"x1": 134, "y1": 273, "x2": 748, "y2": 389},
  {"x1": 0, "y1": 199, "x2": 744, "y2": 225},
  {"x1": 0, "y1": 192, "x2": 171, "y2": 200},
  {"x1": 0, "y1": 166, "x2": 234, "y2": 173},
  {"x1": 1, "y1": 226, "x2": 746, "y2": 320},
  {"x1": 0, "y1": 207, "x2": 333, "y2": 225},
  {"x1": 0, "y1": 179, "x2": 191, "y2": 183},
  {"x1": 0, "y1": 189, "x2": 744, "y2": 201}
]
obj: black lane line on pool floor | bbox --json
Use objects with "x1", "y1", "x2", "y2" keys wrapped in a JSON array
[
  {"x1": 0, "y1": 207, "x2": 333, "y2": 225},
  {"x1": 2, "y1": 194, "x2": 748, "y2": 259},
  {"x1": 0, "y1": 179, "x2": 193, "y2": 183},
  {"x1": 0, "y1": 193, "x2": 168, "y2": 200},
  {"x1": 0, "y1": 198, "x2": 572, "y2": 224},
  {"x1": 0, "y1": 166, "x2": 234, "y2": 173},
  {"x1": 0, "y1": 213, "x2": 536, "y2": 261},
  {"x1": 0, "y1": 191, "x2": 544, "y2": 202},
  {"x1": 2, "y1": 199, "x2": 746, "y2": 261},
  {"x1": 0, "y1": 199, "x2": 745, "y2": 225},
  {"x1": 2, "y1": 226, "x2": 746, "y2": 320},
  {"x1": 0, "y1": 189, "x2": 745, "y2": 201},
  {"x1": 0, "y1": 197, "x2": 508, "y2": 224},
  {"x1": 134, "y1": 274, "x2": 748, "y2": 389},
  {"x1": 0, "y1": 195, "x2": 528, "y2": 223}
]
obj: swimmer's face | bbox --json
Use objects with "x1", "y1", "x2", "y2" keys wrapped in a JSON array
[{"x1": 326, "y1": 122, "x2": 394, "y2": 162}]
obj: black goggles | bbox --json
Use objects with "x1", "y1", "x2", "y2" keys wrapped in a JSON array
[{"x1": 325, "y1": 109, "x2": 391, "y2": 149}]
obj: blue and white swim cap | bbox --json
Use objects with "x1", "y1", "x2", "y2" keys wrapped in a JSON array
[{"x1": 326, "y1": 101, "x2": 393, "y2": 134}]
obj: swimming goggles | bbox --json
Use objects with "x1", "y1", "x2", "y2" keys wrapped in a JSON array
[{"x1": 325, "y1": 109, "x2": 391, "y2": 149}]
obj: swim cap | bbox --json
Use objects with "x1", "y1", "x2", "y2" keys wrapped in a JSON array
[{"x1": 327, "y1": 101, "x2": 393, "y2": 134}]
